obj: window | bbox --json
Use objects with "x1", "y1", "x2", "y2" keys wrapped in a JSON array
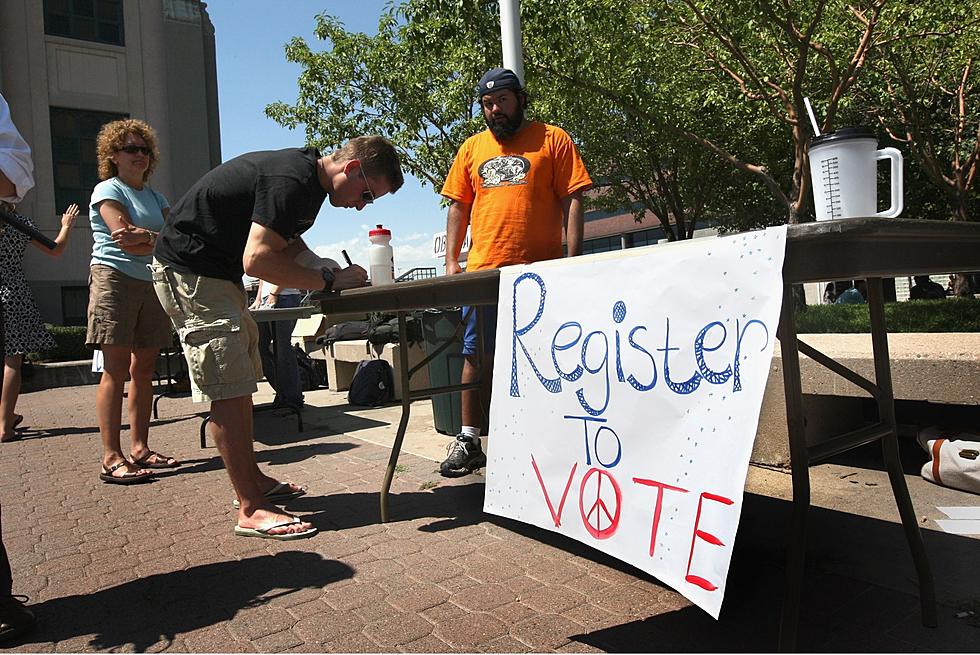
[
  {"x1": 629, "y1": 228, "x2": 664, "y2": 248},
  {"x1": 44, "y1": 0, "x2": 125, "y2": 46},
  {"x1": 582, "y1": 236, "x2": 621, "y2": 255},
  {"x1": 49, "y1": 107, "x2": 127, "y2": 212},
  {"x1": 61, "y1": 286, "x2": 89, "y2": 327}
]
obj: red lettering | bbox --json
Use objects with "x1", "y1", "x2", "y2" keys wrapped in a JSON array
[
  {"x1": 632, "y1": 478, "x2": 689, "y2": 556},
  {"x1": 578, "y1": 467, "x2": 622, "y2": 539},
  {"x1": 531, "y1": 455, "x2": 577, "y2": 528},
  {"x1": 685, "y1": 491, "x2": 734, "y2": 591}
]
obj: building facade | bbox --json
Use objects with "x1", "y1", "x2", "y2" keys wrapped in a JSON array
[{"x1": 0, "y1": 0, "x2": 220, "y2": 325}]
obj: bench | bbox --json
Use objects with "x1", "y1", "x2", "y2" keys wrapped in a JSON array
[{"x1": 322, "y1": 339, "x2": 430, "y2": 401}]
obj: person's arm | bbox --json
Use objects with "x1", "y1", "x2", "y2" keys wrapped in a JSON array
[
  {"x1": 243, "y1": 222, "x2": 366, "y2": 291},
  {"x1": 0, "y1": 96, "x2": 35, "y2": 202},
  {"x1": 561, "y1": 190, "x2": 585, "y2": 257},
  {"x1": 113, "y1": 205, "x2": 167, "y2": 253},
  {"x1": 103, "y1": 199, "x2": 160, "y2": 255},
  {"x1": 32, "y1": 203, "x2": 79, "y2": 257},
  {"x1": 445, "y1": 200, "x2": 472, "y2": 275},
  {"x1": 248, "y1": 279, "x2": 264, "y2": 311},
  {"x1": 0, "y1": 170, "x2": 16, "y2": 199}
]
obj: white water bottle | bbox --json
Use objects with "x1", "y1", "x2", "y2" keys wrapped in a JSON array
[{"x1": 368, "y1": 224, "x2": 394, "y2": 286}]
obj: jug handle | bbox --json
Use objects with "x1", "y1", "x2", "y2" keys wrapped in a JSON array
[{"x1": 874, "y1": 147, "x2": 903, "y2": 218}]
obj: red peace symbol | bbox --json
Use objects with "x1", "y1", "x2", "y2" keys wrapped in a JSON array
[{"x1": 578, "y1": 467, "x2": 622, "y2": 540}]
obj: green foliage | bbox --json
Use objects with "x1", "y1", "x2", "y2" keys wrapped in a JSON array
[
  {"x1": 859, "y1": 2, "x2": 980, "y2": 221},
  {"x1": 796, "y1": 299, "x2": 980, "y2": 334},
  {"x1": 27, "y1": 325, "x2": 89, "y2": 363},
  {"x1": 265, "y1": 1, "x2": 501, "y2": 192},
  {"x1": 266, "y1": 0, "x2": 978, "y2": 232}
]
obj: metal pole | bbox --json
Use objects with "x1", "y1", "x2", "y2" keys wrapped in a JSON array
[{"x1": 499, "y1": 0, "x2": 525, "y2": 85}]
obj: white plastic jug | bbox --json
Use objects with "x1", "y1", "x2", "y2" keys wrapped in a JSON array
[
  {"x1": 368, "y1": 224, "x2": 394, "y2": 286},
  {"x1": 808, "y1": 128, "x2": 903, "y2": 221}
]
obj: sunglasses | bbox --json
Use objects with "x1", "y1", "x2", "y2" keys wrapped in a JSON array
[
  {"x1": 117, "y1": 145, "x2": 152, "y2": 156},
  {"x1": 357, "y1": 165, "x2": 376, "y2": 205}
]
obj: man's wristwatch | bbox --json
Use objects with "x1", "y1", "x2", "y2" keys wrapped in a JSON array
[{"x1": 320, "y1": 268, "x2": 335, "y2": 292}]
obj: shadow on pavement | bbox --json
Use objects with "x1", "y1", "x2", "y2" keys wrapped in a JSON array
[
  {"x1": 569, "y1": 490, "x2": 980, "y2": 652},
  {"x1": 293, "y1": 481, "x2": 488, "y2": 531},
  {"x1": 149, "y1": 441, "x2": 361, "y2": 481},
  {"x1": 21, "y1": 552, "x2": 353, "y2": 652},
  {"x1": 11, "y1": 414, "x2": 197, "y2": 441},
  {"x1": 251, "y1": 404, "x2": 391, "y2": 448}
]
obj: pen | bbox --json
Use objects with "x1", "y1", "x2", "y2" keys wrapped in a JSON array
[{"x1": 341, "y1": 249, "x2": 353, "y2": 267}]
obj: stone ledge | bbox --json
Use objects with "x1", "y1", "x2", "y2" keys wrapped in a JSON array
[{"x1": 752, "y1": 332, "x2": 979, "y2": 466}]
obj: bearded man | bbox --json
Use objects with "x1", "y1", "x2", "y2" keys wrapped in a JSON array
[{"x1": 438, "y1": 67, "x2": 593, "y2": 477}]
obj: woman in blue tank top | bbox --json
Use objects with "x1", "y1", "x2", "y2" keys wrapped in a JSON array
[{"x1": 87, "y1": 119, "x2": 180, "y2": 484}]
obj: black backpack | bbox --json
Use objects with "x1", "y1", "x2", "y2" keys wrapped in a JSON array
[
  {"x1": 347, "y1": 359, "x2": 395, "y2": 406},
  {"x1": 366, "y1": 312, "x2": 423, "y2": 347},
  {"x1": 294, "y1": 344, "x2": 326, "y2": 391},
  {"x1": 317, "y1": 320, "x2": 370, "y2": 348}
]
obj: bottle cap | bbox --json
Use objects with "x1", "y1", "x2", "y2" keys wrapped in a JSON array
[{"x1": 369, "y1": 224, "x2": 391, "y2": 237}]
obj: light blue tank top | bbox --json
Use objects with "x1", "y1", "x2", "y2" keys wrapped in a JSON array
[{"x1": 89, "y1": 177, "x2": 168, "y2": 281}]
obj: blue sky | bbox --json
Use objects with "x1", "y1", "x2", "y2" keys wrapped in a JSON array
[{"x1": 205, "y1": 0, "x2": 447, "y2": 274}]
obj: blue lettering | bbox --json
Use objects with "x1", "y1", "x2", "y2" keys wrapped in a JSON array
[
  {"x1": 510, "y1": 273, "x2": 562, "y2": 397},
  {"x1": 552, "y1": 322, "x2": 584, "y2": 382},
  {"x1": 733, "y1": 319, "x2": 769, "y2": 392},
  {"x1": 694, "y1": 321, "x2": 732, "y2": 385},
  {"x1": 659, "y1": 318, "x2": 702, "y2": 395},
  {"x1": 575, "y1": 331, "x2": 610, "y2": 415},
  {"x1": 626, "y1": 326, "x2": 657, "y2": 391}
]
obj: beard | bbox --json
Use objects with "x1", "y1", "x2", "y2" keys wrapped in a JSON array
[{"x1": 486, "y1": 104, "x2": 525, "y2": 141}]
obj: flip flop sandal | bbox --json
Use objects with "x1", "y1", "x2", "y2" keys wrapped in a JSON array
[
  {"x1": 0, "y1": 415, "x2": 25, "y2": 442},
  {"x1": 132, "y1": 450, "x2": 180, "y2": 469},
  {"x1": 234, "y1": 517, "x2": 318, "y2": 541},
  {"x1": 232, "y1": 482, "x2": 306, "y2": 508},
  {"x1": 99, "y1": 460, "x2": 154, "y2": 485}
]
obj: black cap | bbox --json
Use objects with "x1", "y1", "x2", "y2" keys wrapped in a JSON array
[
  {"x1": 477, "y1": 67, "x2": 523, "y2": 97},
  {"x1": 810, "y1": 127, "x2": 874, "y2": 147}
]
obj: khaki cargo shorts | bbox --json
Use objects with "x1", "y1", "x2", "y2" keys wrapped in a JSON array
[
  {"x1": 150, "y1": 259, "x2": 262, "y2": 403},
  {"x1": 86, "y1": 264, "x2": 173, "y2": 349}
]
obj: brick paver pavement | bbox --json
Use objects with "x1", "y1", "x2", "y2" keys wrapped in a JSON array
[{"x1": 0, "y1": 383, "x2": 976, "y2": 652}]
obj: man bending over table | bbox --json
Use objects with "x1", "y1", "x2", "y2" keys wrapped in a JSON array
[{"x1": 131, "y1": 137, "x2": 403, "y2": 540}]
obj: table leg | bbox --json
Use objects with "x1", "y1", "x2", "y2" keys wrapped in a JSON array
[
  {"x1": 152, "y1": 347, "x2": 176, "y2": 420},
  {"x1": 866, "y1": 277, "x2": 937, "y2": 628},
  {"x1": 380, "y1": 311, "x2": 413, "y2": 523},
  {"x1": 777, "y1": 285, "x2": 810, "y2": 652},
  {"x1": 200, "y1": 415, "x2": 210, "y2": 449}
]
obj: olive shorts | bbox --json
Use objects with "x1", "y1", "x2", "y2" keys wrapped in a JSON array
[
  {"x1": 150, "y1": 259, "x2": 262, "y2": 403},
  {"x1": 86, "y1": 264, "x2": 173, "y2": 349}
]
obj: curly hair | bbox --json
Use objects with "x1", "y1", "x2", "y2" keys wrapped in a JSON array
[{"x1": 95, "y1": 119, "x2": 160, "y2": 183}]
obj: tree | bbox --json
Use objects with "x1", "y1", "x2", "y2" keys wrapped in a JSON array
[
  {"x1": 864, "y1": 2, "x2": 980, "y2": 223},
  {"x1": 267, "y1": 0, "x2": 780, "y2": 238},
  {"x1": 266, "y1": 0, "x2": 502, "y2": 192}
]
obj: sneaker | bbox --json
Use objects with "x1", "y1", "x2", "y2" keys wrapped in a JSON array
[
  {"x1": 0, "y1": 595, "x2": 35, "y2": 643},
  {"x1": 439, "y1": 435, "x2": 486, "y2": 478}
]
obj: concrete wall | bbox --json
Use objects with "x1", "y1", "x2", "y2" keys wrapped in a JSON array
[{"x1": 752, "y1": 332, "x2": 980, "y2": 466}]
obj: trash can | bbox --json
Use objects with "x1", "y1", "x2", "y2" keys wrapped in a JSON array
[{"x1": 421, "y1": 309, "x2": 464, "y2": 436}]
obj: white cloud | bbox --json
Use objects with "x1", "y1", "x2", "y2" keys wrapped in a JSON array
[{"x1": 311, "y1": 231, "x2": 442, "y2": 279}]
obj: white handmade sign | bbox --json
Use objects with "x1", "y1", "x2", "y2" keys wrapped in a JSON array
[{"x1": 484, "y1": 226, "x2": 787, "y2": 618}]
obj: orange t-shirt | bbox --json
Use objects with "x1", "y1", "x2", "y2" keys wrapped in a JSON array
[{"x1": 441, "y1": 121, "x2": 592, "y2": 271}]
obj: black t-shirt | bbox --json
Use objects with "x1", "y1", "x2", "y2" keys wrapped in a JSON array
[{"x1": 154, "y1": 147, "x2": 327, "y2": 280}]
